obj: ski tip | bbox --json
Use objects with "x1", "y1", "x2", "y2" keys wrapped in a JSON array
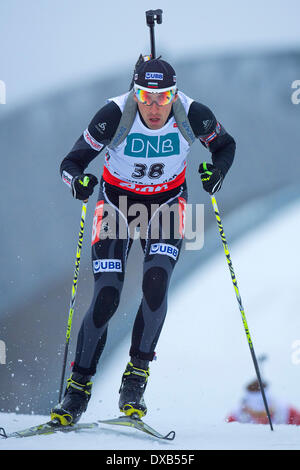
[
  {"x1": 164, "y1": 430, "x2": 176, "y2": 441},
  {"x1": 0, "y1": 427, "x2": 7, "y2": 439},
  {"x1": 99, "y1": 416, "x2": 176, "y2": 441}
]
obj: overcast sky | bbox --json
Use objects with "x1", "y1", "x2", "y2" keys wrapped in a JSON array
[{"x1": 1, "y1": 0, "x2": 300, "y2": 109}]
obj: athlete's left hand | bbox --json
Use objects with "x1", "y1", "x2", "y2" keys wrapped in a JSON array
[{"x1": 199, "y1": 162, "x2": 224, "y2": 195}]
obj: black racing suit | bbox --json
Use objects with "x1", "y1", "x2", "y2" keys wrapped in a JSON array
[{"x1": 60, "y1": 97, "x2": 236, "y2": 376}]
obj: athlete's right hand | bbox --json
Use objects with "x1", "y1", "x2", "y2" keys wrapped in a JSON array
[{"x1": 71, "y1": 174, "x2": 98, "y2": 200}]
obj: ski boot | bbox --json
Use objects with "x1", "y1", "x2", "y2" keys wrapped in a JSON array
[
  {"x1": 51, "y1": 372, "x2": 93, "y2": 425},
  {"x1": 119, "y1": 358, "x2": 150, "y2": 419}
]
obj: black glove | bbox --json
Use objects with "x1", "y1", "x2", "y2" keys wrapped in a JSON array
[
  {"x1": 71, "y1": 174, "x2": 98, "y2": 200},
  {"x1": 198, "y1": 162, "x2": 224, "y2": 194}
]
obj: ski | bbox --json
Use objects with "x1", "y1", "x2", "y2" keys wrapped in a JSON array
[
  {"x1": 99, "y1": 415, "x2": 175, "y2": 441},
  {"x1": 0, "y1": 419, "x2": 98, "y2": 439},
  {"x1": 0, "y1": 416, "x2": 175, "y2": 441}
]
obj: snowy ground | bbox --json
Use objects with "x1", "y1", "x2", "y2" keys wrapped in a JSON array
[{"x1": 1, "y1": 198, "x2": 300, "y2": 450}]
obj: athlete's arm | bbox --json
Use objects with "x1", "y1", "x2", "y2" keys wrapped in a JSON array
[
  {"x1": 188, "y1": 101, "x2": 236, "y2": 177},
  {"x1": 60, "y1": 101, "x2": 122, "y2": 188}
]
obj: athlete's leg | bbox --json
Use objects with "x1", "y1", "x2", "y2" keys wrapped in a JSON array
[
  {"x1": 129, "y1": 188, "x2": 187, "y2": 361},
  {"x1": 73, "y1": 182, "x2": 132, "y2": 376},
  {"x1": 51, "y1": 183, "x2": 133, "y2": 423}
]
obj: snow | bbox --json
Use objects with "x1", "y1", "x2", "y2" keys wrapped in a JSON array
[{"x1": 1, "y1": 198, "x2": 300, "y2": 450}]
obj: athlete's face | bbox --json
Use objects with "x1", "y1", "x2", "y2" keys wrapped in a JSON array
[{"x1": 134, "y1": 93, "x2": 178, "y2": 130}]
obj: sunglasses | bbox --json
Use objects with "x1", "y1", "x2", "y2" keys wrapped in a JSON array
[{"x1": 134, "y1": 86, "x2": 177, "y2": 107}]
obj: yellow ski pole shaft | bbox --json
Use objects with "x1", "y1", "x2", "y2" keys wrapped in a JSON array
[
  {"x1": 58, "y1": 201, "x2": 88, "y2": 402},
  {"x1": 210, "y1": 195, "x2": 273, "y2": 431}
]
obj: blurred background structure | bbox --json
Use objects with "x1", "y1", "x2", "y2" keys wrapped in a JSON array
[{"x1": 0, "y1": 0, "x2": 300, "y2": 414}]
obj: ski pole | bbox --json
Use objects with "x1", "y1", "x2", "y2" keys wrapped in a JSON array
[
  {"x1": 210, "y1": 195, "x2": 274, "y2": 431},
  {"x1": 58, "y1": 200, "x2": 88, "y2": 402},
  {"x1": 145, "y1": 9, "x2": 163, "y2": 59}
]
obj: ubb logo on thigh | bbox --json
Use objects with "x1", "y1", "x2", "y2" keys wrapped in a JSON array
[
  {"x1": 124, "y1": 133, "x2": 180, "y2": 158},
  {"x1": 149, "y1": 243, "x2": 178, "y2": 260},
  {"x1": 93, "y1": 259, "x2": 122, "y2": 273}
]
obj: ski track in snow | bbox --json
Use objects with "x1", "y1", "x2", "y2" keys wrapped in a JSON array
[{"x1": 1, "y1": 199, "x2": 300, "y2": 450}]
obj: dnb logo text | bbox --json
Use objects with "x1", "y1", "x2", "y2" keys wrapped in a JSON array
[{"x1": 124, "y1": 133, "x2": 180, "y2": 158}]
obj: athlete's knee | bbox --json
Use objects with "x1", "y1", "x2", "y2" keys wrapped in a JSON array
[
  {"x1": 142, "y1": 266, "x2": 169, "y2": 311},
  {"x1": 92, "y1": 286, "x2": 120, "y2": 328}
]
